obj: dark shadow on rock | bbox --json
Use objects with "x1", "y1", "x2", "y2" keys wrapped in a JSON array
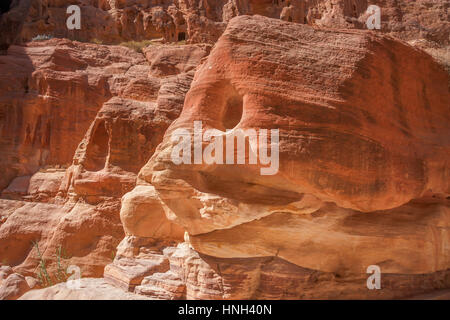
[
  {"x1": 0, "y1": 44, "x2": 35, "y2": 191},
  {"x1": 0, "y1": 0, "x2": 31, "y2": 55}
]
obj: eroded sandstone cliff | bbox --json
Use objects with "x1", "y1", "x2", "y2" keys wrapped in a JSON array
[
  {"x1": 0, "y1": 38, "x2": 209, "y2": 298},
  {"x1": 0, "y1": 1, "x2": 449, "y2": 300}
]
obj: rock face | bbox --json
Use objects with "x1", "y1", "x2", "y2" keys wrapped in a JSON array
[
  {"x1": 0, "y1": 272, "x2": 30, "y2": 300},
  {"x1": 18, "y1": 1, "x2": 450, "y2": 48},
  {"x1": 148, "y1": 15, "x2": 449, "y2": 214},
  {"x1": 0, "y1": 38, "x2": 209, "y2": 297},
  {"x1": 0, "y1": 39, "x2": 209, "y2": 194},
  {"x1": 108, "y1": 241, "x2": 450, "y2": 300},
  {"x1": 0, "y1": 40, "x2": 141, "y2": 192},
  {"x1": 0, "y1": 0, "x2": 32, "y2": 54},
  {"x1": 111, "y1": 15, "x2": 449, "y2": 299},
  {"x1": 1, "y1": 4, "x2": 449, "y2": 301}
]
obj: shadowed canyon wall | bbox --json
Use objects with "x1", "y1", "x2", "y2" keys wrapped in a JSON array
[{"x1": 17, "y1": 0, "x2": 450, "y2": 46}]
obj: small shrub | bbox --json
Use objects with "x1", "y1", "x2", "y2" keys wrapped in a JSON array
[
  {"x1": 32, "y1": 34, "x2": 53, "y2": 42},
  {"x1": 119, "y1": 40, "x2": 154, "y2": 53}
]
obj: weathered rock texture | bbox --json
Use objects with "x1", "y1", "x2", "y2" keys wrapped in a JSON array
[
  {"x1": 19, "y1": 278, "x2": 151, "y2": 299},
  {"x1": 0, "y1": 0, "x2": 32, "y2": 54},
  {"x1": 115, "y1": 15, "x2": 449, "y2": 299},
  {"x1": 0, "y1": 272, "x2": 31, "y2": 300},
  {"x1": 106, "y1": 241, "x2": 450, "y2": 300},
  {"x1": 0, "y1": 38, "x2": 209, "y2": 297},
  {"x1": 1, "y1": 4, "x2": 449, "y2": 301}
]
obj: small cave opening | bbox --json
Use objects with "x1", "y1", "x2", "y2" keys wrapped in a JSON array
[
  {"x1": 222, "y1": 92, "x2": 244, "y2": 130},
  {"x1": 178, "y1": 32, "x2": 186, "y2": 41},
  {"x1": 288, "y1": 16, "x2": 293, "y2": 22},
  {"x1": 0, "y1": 1, "x2": 12, "y2": 15},
  {"x1": 84, "y1": 121, "x2": 109, "y2": 171}
]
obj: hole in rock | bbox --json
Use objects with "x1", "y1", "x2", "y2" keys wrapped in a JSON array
[
  {"x1": 84, "y1": 121, "x2": 109, "y2": 171},
  {"x1": 222, "y1": 88, "x2": 243, "y2": 130},
  {"x1": 178, "y1": 32, "x2": 186, "y2": 41}
]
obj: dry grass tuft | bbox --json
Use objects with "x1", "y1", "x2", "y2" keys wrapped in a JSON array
[{"x1": 119, "y1": 40, "x2": 154, "y2": 53}]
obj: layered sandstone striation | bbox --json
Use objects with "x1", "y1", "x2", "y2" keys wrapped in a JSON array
[
  {"x1": 18, "y1": 1, "x2": 449, "y2": 47},
  {"x1": 0, "y1": 4, "x2": 449, "y2": 300},
  {"x1": 108, "y1": 15, "x2": 449, "y2": 299}
]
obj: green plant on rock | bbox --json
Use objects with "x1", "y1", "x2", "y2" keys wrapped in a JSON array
[
  {"x1": 31, "y1": 34, "x2": 53, "y2": 41},
  {"x1": 31, "y1": 241, "x2": 72, "y2": 287}
]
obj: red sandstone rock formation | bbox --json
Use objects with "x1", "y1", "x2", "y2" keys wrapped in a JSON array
[
  {"x1": 110, "y1": 15, "x2": 449, "y2": 299},
  {"x1": 0, "y1": 271, "x2": 30, "y2": 300},
  {"x1": 0, "y1": 38, "x2": 209, "y2": 296},
  {"x1": 0, "y1": 3, "x2": 449, "y2": 301}
]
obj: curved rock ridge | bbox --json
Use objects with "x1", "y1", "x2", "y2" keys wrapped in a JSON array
[
  {"x1": 0, "y1": 0, "x2": 31, "y2": 54},
  {"x1": 139, "y1": 15, "x2": 449, "y2": 278}
]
